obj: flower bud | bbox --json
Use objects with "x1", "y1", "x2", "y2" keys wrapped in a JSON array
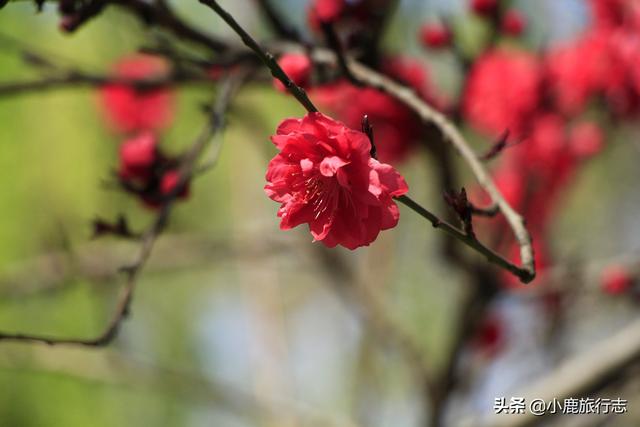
[
  {"x1": 502, "y1": 9, "x2": 527, "y2": 36},
  {"x1": 419, "y1": 23, "x2": 452, "y2": 49},
  {"x1": 273, "y1": 54, "x2": 312, "y2": 92},
  {"x1": 471, "y1": 0, "x2": 498, "y2": 17}
]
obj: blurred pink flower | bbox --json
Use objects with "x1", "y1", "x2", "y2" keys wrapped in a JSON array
[{"x1": 463, "y1": 48, "x2": 542, "y2": 137}]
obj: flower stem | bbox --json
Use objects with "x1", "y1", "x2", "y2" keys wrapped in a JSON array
[{"x1": 396, "y1": 195, "x2": 535, "y2": 284}]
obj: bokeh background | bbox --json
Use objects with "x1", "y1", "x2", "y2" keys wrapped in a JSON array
[{"x1": 1, "y1": 1, "x2": 640, "y2": 426}]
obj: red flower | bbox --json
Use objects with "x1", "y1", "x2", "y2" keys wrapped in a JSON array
[
  {"x1": 545, "y1": 32, "x2": 614, "y2": 115},
  {"x1": 419, "y1": 23, "x2": 452, "y2": 49},
  {"x1": 589, "y1": 0, "x2": 627, "y2": 29},
  {"x1": 463, "y1": 49, "x2": 542, "y2": 137},
  {"x1": 265, "y1": 113, "x2": 408, "y2": 249},
  {"x1": 601, "y1": 265, "x2": 633, "y2": 295},
  {"x1": 119, "y1": 132, "x2": 158, "y2": 180},
  {"x1": 310, "y1": 56, "x2": 443, "y2": 164},
  {"x1": 382, "y1": 57, "x2": 447, "y2": 109},
  {"x1": 273, "y1": 54, "x2": 312, "y2": 92},
  {"x1": 501, "y1": 9, "x2": 526, "y2": 36},
  {"x1": 470, "y1": 0, "x2": 498, "y2": 17},
  {"x1": 471, "y1": 314, "x2": 505, "y2": 357},
  {"x1": 307, "y1": 0, "x2": 394, "y2": 32},
  {"x1": 312, "y1": 82, "x2": 421, "y2": 164},
  {"x1": 308, "y1": 0, "x2": 345, "y2": 24},
  {"x1": 117, "y1": 133, "x2": 190, "y2": 209},
  {"x1": 99, "y1": 54, "x2": 175, "y2": 134},
  {"x1": 159, "y1": 170, "x2": 190, "y2": 199}
]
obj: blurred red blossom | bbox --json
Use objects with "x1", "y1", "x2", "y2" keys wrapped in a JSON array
[
  {"x1": 471, "y1": 314, "x2": 505, "y2": 357},
  {"x1": 99, "y1": 54, "x2": 175, "y2": 134},
  {"x1": 117, "y1": 132, "x2": 189, "y2": 209},
  {"x1": 139, "y1": 169, "x2": 190, "y2": 210},
  {"x1": 307, "y1": 0, "x2": 394, "y2": 35},
  {"x1": 273, "y1": 53, "x2": 313, "y2": 92},
  {"x1": 118, "y1": 131, "x2": 158, "y2": 181},
  {"x1": 545, "y1": 32, "x2": 613, "y2": 115},
  {"x1": 159, "y1": 170, "x2": 190, "y2": 200},
  {"x1": 265, "y1": 113, "x2": 408, "y2": 249},
  {"x1": 470, "y1": 0, "x2": 498, "y2": 17},
  {"x1": 601, "y1": 265, "x2": 633, "y2": 295},
  {"x1": 308, "y1": 0, "x2": 345, "y2": 25},
  {"x1": 419, "y1": 23, "x2": 452, "y2": 49},
  {"x1": 463, "y1": 48, "x2": 542, "y2": 137},
  {"x1": 311, "y1": 82, "x2": 418, "y2": 164},
  {"x1": 568, "y1": 121, "x2": 604, "y2": 158},
  {"x1": 589, "y1": 0, "x2": 629, "y2": 29},
  {"x1": 501, "y1": 9, "x2": 526, "y2": 36}
]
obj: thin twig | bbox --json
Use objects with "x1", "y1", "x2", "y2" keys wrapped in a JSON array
[
  {"x1": 198, "y1": 0, "x2": 318, "y2": 113},
  {"x1": 470, "y1": 203, "x2": 499, "y2": 217},
  {"x1": 312, "y1": 247, "x2": 438, "y2": 401},
  {"x1": 396, "y1": 195, "x2": 532, "y2": 283},
  {"x1": 320, "y1": 21, "x2": 361, "y2": 86},
  {"x1": 0, "y1": 71, "x2": 212, "y2": 97},
  {"x1": 0, "y1": 75, "x2": 243, "y2": 346},
  {"x1": 429, "y1": 266, "x2": 497, "y2": 427},
  {"x1": 0, "y1": 345, "x2": 359, "y2": 427},
  {"x1": 113, "y1": 0, "x2": 230, "y2": 53}
]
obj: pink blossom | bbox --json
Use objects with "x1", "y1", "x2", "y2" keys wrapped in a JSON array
[
  {"x1": 273, "y1": 54, "x2": 312, "y2": 92},
  {"x1": 99, "y1": 54, "x2": 175, "y2": 134},
  {"x1": 501, "y1": 9, "x2": 527, "y2": 36},
  {"x1": 463, "y1": 49, "x2": 542, "y2": 137},
  {"x1": 118, "y1": 132, "x2": 157, "y2": 181},
  {"x1": 419, "y1": 23, "x2": 452, "y2": 49},
  {"x1": 265, "y1": 113, "x2": 408, "y2": 249},
  {"x1": 601, "y1": 265, "x2": 633, "y2": 295}
]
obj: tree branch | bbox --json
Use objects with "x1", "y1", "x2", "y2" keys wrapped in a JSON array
[
  {"x1": 0, "y1": 71, "x2": 212, "y2": 97},
  {"x1": 396, "y1": 195, "x2": 532, "y2": 284},
  {"x1": 0, "y1": 74, "x2": 244, "y2": 347},
  {"x1": 198, "y1": 0, "x2": 318, "y2": 113},
  {"x1": 113, "y1": 0, "x2": 231, "y2": 53},
  {"x1": 312, "y1": 247, "x2": 438, "y2": 403}
]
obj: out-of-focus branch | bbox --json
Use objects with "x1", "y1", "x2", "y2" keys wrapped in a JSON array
[
  {"x1": 429, "y1": 267, "x2": 497, "y2": 427},
  {"x1": 320, "y1": 21, "x2": 361, "y2": 86},
  {"x1": 112, "y1": 0, "x2": 231, "y2": 53},
  {"x1": 313, "y1": 247, "x2": 438, "y2": 400},
  {"x1": 0, "y1": 231, "x2": 296, "y2": 300},
  {"x1": 16, "y1": 0, "x2": 231, "y2": 50},
  {"x1": 462, "y1": 316, "x2": 640, "y2": 427},
  {"x1": 0, "y1": 71, "x2": 212, "y2": 97},
  {"x1": 0, "y1": 345, "x2": 360, "y2": 427},
  {"x1": 254, "y1": 0, "x2": 304, "y2": 42},
  {"x1": 0, "y1": 74, "x2": 244, "y2": 347}
]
